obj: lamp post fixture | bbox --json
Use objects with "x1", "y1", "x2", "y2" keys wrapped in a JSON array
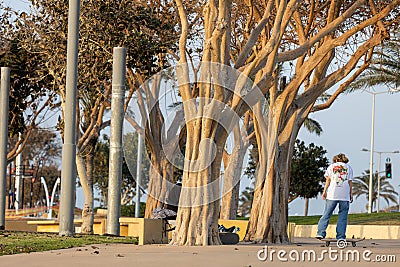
[
  {"x1": 363, "y1": 89, "x2": 400, "y2": 213},
  {"x1": 361, "y1": 148, "x2": 399, "y2": 212}
]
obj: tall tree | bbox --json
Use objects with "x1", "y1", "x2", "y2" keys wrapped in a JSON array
[
  {"x1": 170, "y1": 0, "x2": 400, "y2": 245},
  {"x1": 16, "y1": 0, "x2": 176, "y2": 233},
  {"x1": 241, "y1": 0, "x2": 400, "y2": 244},
  {"x1": 0, "y1": 5, "x2": 55, "y2": 162},
  {"x1": 7, "y1": 127, "x2": 61, "y2": 210},
  {"x1": 123, "y1": 1, "x2": 202, "y2": 218}
]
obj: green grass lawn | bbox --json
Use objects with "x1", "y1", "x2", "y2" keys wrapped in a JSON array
[
  {"x1": 289, "y1": 212, "x2": 400, "y2": 225},
  {"x1": 0, "y1": 231, "x2": 137, "y2": 256}
]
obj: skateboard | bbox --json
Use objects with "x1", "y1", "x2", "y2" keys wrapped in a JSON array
[{"x1": 317, "y1": 237, "x2": 365, "y2": 247}]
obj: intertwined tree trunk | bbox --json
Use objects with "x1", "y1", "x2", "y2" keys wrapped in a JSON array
[
  {"x1": 244, "y1": 99, "x2": 300, "y2": 243},
  {"x1": 171, "y1": 0, "x2": 235, "y2": 245},
  {"x1": 171, "y1": 0, "x2": 399, "y2": 245},
  {"x1": 220, "y1": 115, "x2": 252, "y2": 220},
  {"x1": 243, "y1": 0, "x2": 399, "y2": 243},
  {"x1": 173, "y1": 138, "x2": 226, "y2": 245},
  {"x1": 145, "y1": 156, "x2": 175, "y2": 218},
  {"x1": 125, "y1": 71, "x2": 182, "y2": 218},
  {"x1": 220, "y1": 144, "x2": 244, "y2": 220}
]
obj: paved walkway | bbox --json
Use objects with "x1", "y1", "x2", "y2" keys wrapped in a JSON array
[{"x1": 1, "y1": 238, "x2": 399, "y2": 267}]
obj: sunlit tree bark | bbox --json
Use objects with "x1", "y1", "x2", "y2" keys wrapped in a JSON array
[{"x1": 172, "y1": 0, "x2": 400, "y2": 245}]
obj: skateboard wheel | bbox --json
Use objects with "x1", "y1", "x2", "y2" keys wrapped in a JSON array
[{"x1": 325, "y1": 241, "x2": 330, "y2": 247}]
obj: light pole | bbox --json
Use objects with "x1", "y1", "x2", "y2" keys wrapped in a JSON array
[
  {"x1": 0, "y1": 67, "x2": 10, "y2": 230},
  {"x1": 361, "y1": 148, "x2": 399, "y2": 212},
  {"x1": 364, "y1": 89, "x2": 400, "y2": 213},
  {"x1": 59, "y1": 0, "x2": 80, "y2": 236}
]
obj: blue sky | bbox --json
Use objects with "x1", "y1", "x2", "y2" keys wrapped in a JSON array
[
  {"x1": 4, "y1": 0, "x2": 29, "y2": 11},
  {"x1": 5, "y1": 0, "x2": 400, "y2": 215},
  {"x1": 294, "y1": 88, "x2": 400, "y2": 215}
]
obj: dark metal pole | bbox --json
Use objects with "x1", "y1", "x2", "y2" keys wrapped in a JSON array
[
  {"x1": 0, "y1": 67, "x2": 10, "y2": 229},
  {"x1": 59, "y1": 0, "x2": 80, "y2": 236}
]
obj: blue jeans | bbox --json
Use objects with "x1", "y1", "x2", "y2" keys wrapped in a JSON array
[{"x1": 317, "y1": 200, "x2": 349, "y2": 239}]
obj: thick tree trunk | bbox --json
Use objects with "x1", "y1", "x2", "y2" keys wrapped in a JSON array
[
  {"x1": 220, "y1": 180, "x2": 240, "y2": 220},
  {"x1": 171, "y1": 91, "x2": 229, "y2": 245},
  {"x1": 172, "y1": 0, "x2": 234, "y2": 246},
  {"x1": 220, "y1": 130, "x2": 248, "y2": 220},
  {"x1": 172, "y1": 140, "x2": 225, "y2": 245},
  {"x1": 244, "y1": 101, "x2": 298, "y2": 243},
  {"x1": 244, "y1": 150, "x2": 290, "y2": 243},
  {"x1": 144, "y1": 156, "x2": 174, "y2": 218}
]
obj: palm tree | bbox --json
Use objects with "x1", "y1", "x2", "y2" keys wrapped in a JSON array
[
  {"x1": 352, "y1": 170, "x2": 398, "y2": 212},
  {"x1": 350, "y1": 39, "x2": 400, "y2": 91},
  {"x1": 238, "y1": 187, "x2": 254, "y2": 218}
]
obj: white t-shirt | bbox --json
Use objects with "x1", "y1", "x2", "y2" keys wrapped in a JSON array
[{"x1": 325, "y1": 162, "x2": 353, "y2": 201}]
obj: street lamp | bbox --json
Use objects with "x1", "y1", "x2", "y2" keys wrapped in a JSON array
[
  {"x1": 363, "y1": 88, "x2": 400, "y2": 213},
  {"x1": 361, "y1": 148, "x2": 399, "y2": 212}
]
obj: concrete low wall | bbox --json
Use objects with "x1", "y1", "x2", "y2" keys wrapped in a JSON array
[
  {"x1": 16, "y1": 217, "x2": 400, "y2": 242},
  {"x1": 26, "y1": 217, "x2": 167, "y2": 245},
  {"x1": 294, "y1": 224, "x2": 400, "y2": 239},
  {"x1": 5, "y1": 219, "x2": 37, "y2": 232},
  {"x1": 218, "y1": 219, "x2": 249, "y2": 240},
  {"x1": 119, "y1": 217, "x2": 168, "y2": 245}
]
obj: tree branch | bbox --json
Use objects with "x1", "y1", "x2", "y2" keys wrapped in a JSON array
[
  {"x1": 311, "y1": 52, "x2": 373, "y2": 113},
  {"x1": 298, "y1": 34, "x2": 382, "y2": 109}
]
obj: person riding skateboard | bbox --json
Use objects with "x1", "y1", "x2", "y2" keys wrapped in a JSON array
[{"x1": 316, "y1": 153, "x2": 353, "y2": 240}]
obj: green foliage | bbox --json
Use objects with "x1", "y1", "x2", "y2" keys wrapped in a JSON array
[
  {"x1": 18, "y1": 128, "x2": 62, "y2": 208},
  {"x1": 290, "y1": 140, "x2": 329, "y2": 201},
  {"x1": 238, "y1": 186, "x2": 254, "y2": 218},
  {"x1": 242, "y1": 139, "x2": 329, "y2": 212},
  {"x1": 120, "y1": 203, "x2": 146, "y2": 218},
  {"x1": 244, "y1": 145, "x2": 258, "y2": 180},
  {"x1": 348, "y1": 38, "x2": 400, "y2": 92},
  {"x1": 302, "y1": 118, "x2": 323, "y2": 137},
  {"x1": 0, "y1": 25, "x2": 54, "y2": 138},
  {"x1": 17, "y1": 0, "x2": 177, "y2": 95},
  {"x1": 0, "y1": 232, "x2": 137, "y2": 256}
]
